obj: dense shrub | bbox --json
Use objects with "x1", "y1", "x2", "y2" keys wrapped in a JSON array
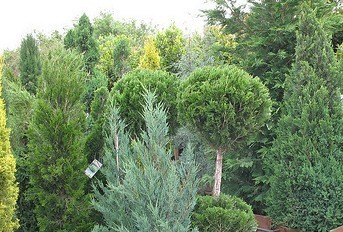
[
  {"x1": 110, "y1": 69, "x2": 180, "y2": 136},
  {"x1": 192, "y1": 194, "x2": 257, "y2": 232}
]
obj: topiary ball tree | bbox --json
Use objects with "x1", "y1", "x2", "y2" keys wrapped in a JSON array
[
  {"x1": 110, "y1": 69, "x2": 180, "y2": 137},
  {"x1": 192, "y1": 194, "x2": 257, "y2": 232},
  {"x1": 178, "y1": 65, "x2": 272, "y2": 197}
]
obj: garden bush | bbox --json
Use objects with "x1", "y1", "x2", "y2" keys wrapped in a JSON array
[{"x1": 192, "y1": 194, "x2": 257, "y2": 232}]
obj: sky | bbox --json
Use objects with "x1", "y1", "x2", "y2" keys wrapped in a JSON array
[{"x1": 0, "y1": 0, "x2": 215, "y2": 54}]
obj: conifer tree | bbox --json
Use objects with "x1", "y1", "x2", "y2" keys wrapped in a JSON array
[
  {"x1": 112, "y1": 35, "x2": 131, "y2": 85},
  {"x1": 28, "y1": 48, "x2": 92, "y2": 231},
  {"x1": 111, "y1": 69, "x2": 180, "y2": 137},
  {"x1": 139, "y1": 36, "x2": 161, "y2": 70},
  {"x1": 0, "y1": 56, "x2": 19, "y2": 231},
  {"x1": 4, "y1": 76, "x2": 38, "y2": 231},
  {"x1": 155, "y1": 24, "x2": 185, "y2": 74},
  {"x1": 19, "y1": 34, "x2": 41, "y2": 95},
  {"x1": 266, "y1": 6, "x2": 343, "y2": 231},
  {"x1": 92, "y1": 92, "x2": 198, "y2": 231},
  {"x1": 203, "y1": 0, "x2": 342, "y2": 211},
  {"x1": 84, "y1": 86, "x2": 109, "y2": 163},
  {"x1": 178, "y1": 65, "x2": 272, "y2": 197},
  {"x1": 64, "y1": 13, "x2": 99, "y2": 74}
]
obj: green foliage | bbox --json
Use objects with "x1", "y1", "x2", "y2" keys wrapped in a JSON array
[
  {"x1": 203, "y1": 0, "x2": 342, "y2": 211},
  {"x1": 139, "y1": 36, "x2": 161, "y2": 70},
  {"x1": 266, "y1": 6, "x2": 343, "y2": 231},
  {"x1": 0, "y1": 57, "x2": 19, "y2": 231},
  {"x1": 83, "y1": 69, "x2": 108, "y2": 113},
  {"x1": 112, "y1": 35, "x2": 131, "y2": 86},
  {"x1": 64, "y1": 13, "x2": 99, "y2": 74},
  {"x1": 85, "y1": 86, "x2": 109, "y2": 162},
  {"x1": 36, "y1": 31, "x2": 64, "y2": 59},
  {"x1": 178, "y1": 65, "x2": 271, "y2": 196},
  {"x1": 93, "y1": 12, "x2": 154, "y2": 42},
  {"x1": 19, "y1": 34, "x2": 41, "y2": 95},
  {"x1": 92, "y1": 92, "x2": 199, "y2": 231},
  {"x1": 155, "y1": 24, "x2": 186, "y2": 74},
  {"x1": 97, "y1": 35, "x2": 117, "y2": 81},
  {"x1": 28, "y1": 48, "x2": 93, "y2": 231},
  {"x1": 192, "y1": 194, "x2": 257, "y2": 232},
  {"x1": 178, "y1": 65, "x2": 272, "y2": 150},
  {"x1": 204, "y1": 0, "x2": 341, "y2": 102},
  {"x1": 110, "y1": 69, "x2": 180, "y2": 136},
  {"x1": 177, "y1": 26, "x2": 236, "y2": 79},
  {"x1": 3, "y1": 77, "x2": 38, "y2": 231}
]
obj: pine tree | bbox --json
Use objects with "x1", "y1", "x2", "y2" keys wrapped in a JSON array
[
  {"x1": 19, "y1": 34, "x2": 41, "y2": 95},
  {"x1": 0, "y1": 56, "x2": 19, "y2": 231},
  {"x1": 139, "y1": 36, "x2": 161, "y2": 70},
  {"x1": 92, "y1": 92, "x2": 198, "y2": 231},
  {"x1": 266, "y1": 5, "x2": 343, "y2": 231},
  {"x1": 28, "y1": 48, "x2": 93, "y2": 231}
]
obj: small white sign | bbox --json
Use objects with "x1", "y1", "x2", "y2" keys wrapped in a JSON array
[{"x1": 85, "y1": 159, "x2": 103, "y2": 178}]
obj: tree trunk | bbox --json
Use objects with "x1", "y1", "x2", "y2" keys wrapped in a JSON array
[
  {"x1": 174, "y1": 147, "x2": 179, "y2": 161},
  {"x1": 212, "y1": 148, "x2": 223, "y2": 197}
]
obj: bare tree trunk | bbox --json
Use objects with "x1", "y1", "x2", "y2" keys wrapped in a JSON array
[
  {"x1": 174, "y1": 147, "x2": 179, "y2": 161},
  {"x1": 213, "y1": 147, "x2": 223, "y2": 197}
]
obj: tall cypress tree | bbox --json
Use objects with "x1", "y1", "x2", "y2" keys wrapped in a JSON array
[
  {"x1": 266, "y1": 5, "x2": 343, "y2": 231},
  {"x1": 139, "y1": 36, "x2": 161, "y2": 70},
  {"x1": 19, "y1": 34, "x2": 41, "y2": 95},
  {"x1": 0, "y1": 57, "x2": 19, "y2": 231},
  {"x1": 64, "y1": 13, "x2": 99, "y2": 74},
  {"x1": 28, "y1": 47, "x2": 92, "y2": 231}
]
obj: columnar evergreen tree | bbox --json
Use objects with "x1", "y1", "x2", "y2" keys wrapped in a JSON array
[
  {"x1": 139, "y1": 36, "x2": 161, "y2": 70},
  {"x1": 92, "y1": 92, "x2": 198, "y2": 231},
  {"x1": 4, "y1": 77, "x2": 38, "y2": 232},
  {"x1": 84, "y1": 86, "x2": 109, "y2": 162},
  {"x1": 178, "y1": 66, "x2": 272, "y2": 197},
  {"x1": 64, "y1": 13, "x2": 99, "y2": 74},
  {"x1": 28, "y1": 48, "x2": 92, "y2": 231},
  {"x1": 97, "y1": 35, "x2": 117, "y2": 81},
  {"x1": 266, "y1": 6, "x2": 343, "y2": 231},
  {"x1": 155, "y1": 24, "x2": 185, "y2": 74},
  {"x1": 112, "y1": 35, "x2": 131, "y2": 86},
  {"x1": 19, "y1": 34, "x2": 41, "y2": 95},
  {"x1": 0, "y1": 56, "x2": 19, "y2": 231}
]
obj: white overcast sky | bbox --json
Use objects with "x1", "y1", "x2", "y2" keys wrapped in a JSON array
[{"x1": 0, "y1": 0, "x2": 217, "y2": 54}]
